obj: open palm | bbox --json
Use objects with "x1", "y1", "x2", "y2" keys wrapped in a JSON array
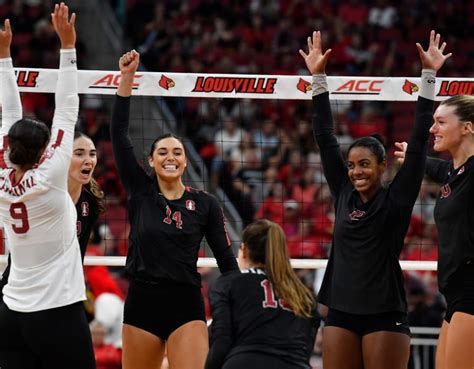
[
  {"x1": 416, "y1": 30, "x2": 452, "y2": 71},
  {"x1": 299, "y1": 31, "x2": 332, "y2": 75}
]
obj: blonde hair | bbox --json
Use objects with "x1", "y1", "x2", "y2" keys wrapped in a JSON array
[
  {"x1": 440, "y1": 95, "x2": 474, "y2": 133},
  {"x1": 242, "y1": 219, "x2": 315, "y2": 317}
]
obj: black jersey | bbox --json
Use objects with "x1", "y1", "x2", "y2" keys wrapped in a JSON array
[
  {"x1": 110, "y1": 95, "x2": 238, "y2": 287},
  {"x1": 76, "y1": 188, "x2": 99, "y2": 261},
  {"x1": 205, "y1": 269, "x2": 319, "y2": 369},
  {"x1": 0, "y1": 187, "x2": 98, "y2": 300},
  {"x1": 313, "y1": 91, "x2": 434, "y2": 314},
  {"x1": 425, "y1": 156, "x2": 474, "y2": 292}
]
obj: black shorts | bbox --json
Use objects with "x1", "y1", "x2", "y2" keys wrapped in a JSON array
[
  {"x1": 223, "y1": 352, "x2": 310, "y2": 369},
  {"x1": 443, "y1": 263, "x2": 474, "y2": 323},
  {"x1": 123, "y1": 278, "x2": 206, "y2": 340},
  {"x1": 0, "y1": 301, "x2": 95, "y2": 369},
  {"x1": 325, "y1": 308, "x2": 411, "y2": 337}
]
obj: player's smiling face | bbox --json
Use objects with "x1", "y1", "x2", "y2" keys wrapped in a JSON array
[
  {"x1": 431, "y1": 104, "x2": 470, "y2": 153},
  {"x1": 149, "y1": 137, "x2": 187, "y2": 181},
  {"x1": 347, "y1": 146, "x2": 386, "y2": 202},
  {"x1": 69, "y1": 136, "x2": 97, "y2": 185}
]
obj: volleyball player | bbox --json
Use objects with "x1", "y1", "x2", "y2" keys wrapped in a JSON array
[
  {"x1": 205, "y1": 219, "x2": 319, "y2": 369},
  {"x1": 395, "y1": 95, "x2": 474, "y2": 368},
  {"x1": 1, "y1": 130, "x2": 105, "y2": 300},
  {"x1": 299, "y1": 30, "x2": 450, "y2": 369},
  {"x1": 111, "y1": 49, "x2": 238, "y2": 369},
  {"x1": 0, "y1": 4, "x2": 96, "y2": 369}
]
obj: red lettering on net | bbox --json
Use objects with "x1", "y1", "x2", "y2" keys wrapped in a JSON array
[
  {"x1": 16, "y1": 71, "x2": 39, "y2": 88},
  {"x1": 437, "y1": 81, "x2": 474, "y2": 96},
  {"x1": 335, "y1": 80, "x2": 383, "y2": 94},
  {"x1": 92, "y1": 74, "x2": 142, "y2": 88}
]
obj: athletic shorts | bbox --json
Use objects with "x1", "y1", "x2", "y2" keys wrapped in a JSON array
[
  {"x1": 443, "y1": 262, "x2": 474, "y2": 323},
  {"x1": 223, "y1": 352, "x2": 310, "y2": 369},
  {"x1": 0, "y1": 301, "x2": 95, "y2": 369},
  {"x1": 123, "y1": 278, "x2": 206, "y2": 340},
  {"x1": 325, "y1": 308, "x2": 411, "y2": 337}
]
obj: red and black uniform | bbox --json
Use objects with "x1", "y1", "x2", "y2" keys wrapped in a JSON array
[
  {"x1": 312, "y1": 72, "x2": 434, "y2": 335},
  {"x1": 205, "y1": 268, "x2": 319, "y2": 369},
  {"x1": 110, "y1": 95, "x2": 238, "y2": 339},
  {"x1": 425, "y1": 156, "x2": 474, "y2": 322}
]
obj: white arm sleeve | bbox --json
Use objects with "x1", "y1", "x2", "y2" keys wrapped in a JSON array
[
  {"x1": 0, "y1": 57, "x2": 22, "y2": 138},
  {"x1": 38, "y1": 49, "x2": 78, "y2": 188}
]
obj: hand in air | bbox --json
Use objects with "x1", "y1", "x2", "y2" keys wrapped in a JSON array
[{"x1": 299, "y1": 31, "x2": 332, "y2": 75}]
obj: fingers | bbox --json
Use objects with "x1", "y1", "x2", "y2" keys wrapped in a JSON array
[
  {"x1": 4, "y1": 19, "x2": 11, "y2": 33},
  {"x1": 307, "y1": 36, "x2": 312, "y2": 52},
  {"x1": 120, "y1": 50, "x2": 139, "y2": 66},
  {"x1": 298, "y1": 49, "x2": 308, "y2": 59},
  {"x1": 69, "y1": 12, "x2": 76, "y2": 27}
]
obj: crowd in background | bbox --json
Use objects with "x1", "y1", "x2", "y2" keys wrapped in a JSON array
[{"x1": 1, "y1": 0, "x2": 473, "y2": 367}]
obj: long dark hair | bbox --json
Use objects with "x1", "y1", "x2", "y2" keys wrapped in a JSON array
[
  {"x1": 242, "y1": 219, "x2": 315, "y2": 318},
  {"x1": 8, "y1": 118, "x2": 50, "y2": 166},
  {"x1": 74, "y1": 131, "x2": 105, "y2": 214}
]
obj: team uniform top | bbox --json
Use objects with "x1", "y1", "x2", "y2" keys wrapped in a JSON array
[
  {"x1": 205, "y1": 268, "x2": 319, "y2": 369},
  {"x1": 110, "y1": 95, "x2": 238, "y2": 287},
  {"x1": 313, "y1": 72, "x2": 435, "y2": 314},
  {"x1": 1, "y1": 186, "x2": 99, "y2": 298},
  {"x1": 424, "y1": 156, "x2": 474, "y2": 293},
  {"x1": 0, "y1": 51, "x2": 83, "y2": 313},
  {"x1": 76, "y1": 188, "x2": 99, "y2": 261}
]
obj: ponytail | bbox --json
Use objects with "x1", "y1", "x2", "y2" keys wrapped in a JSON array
[{"x1": 242, "y1": 219, "x2": 315, "y2": 317}]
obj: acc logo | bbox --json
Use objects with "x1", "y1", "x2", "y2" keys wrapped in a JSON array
[
  {"x1": 90, "y1": 74, "x2": 142, "y2": 90},
  {"x1": 192, "y1": 76, "x2": 277, "y2": 94},
  {"x1": 186, "y1": 200, "x2": 196, "y2": 211},
  {"x1": 333, "y1": 80, "x2": 383, "y2": 95},
  {"x1": 159, "y1": 75, "x2": 175, "y2": 90},
  {"x1": 15, "y1": 70, "x2": 39, "y2": 88},
  {"x1": 297, "y1": 78, "x2": 311, "y2": 93},
  {"x1": 402, "y1": 80, "x2": 419, "y2": 95},
  {"x1": 439, "y1": 184, "x2": 451, "y2": 199},
  {"x1": 437, "y1": 81, "x2": 474, "y2": 96}
]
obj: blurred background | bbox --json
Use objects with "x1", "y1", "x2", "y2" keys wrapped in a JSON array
[{"x1": 1, "y1": 1, "x2": 473, "y2": 368}]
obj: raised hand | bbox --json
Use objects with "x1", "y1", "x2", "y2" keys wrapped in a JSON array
[
  {"x1": 394, "y1": 141, "x2": 407, "y2": 165},
  {"x1": 119, "y1": 50, "x2": 140, "y2": 76},
  {"x1": 0, "y1": 19, "x2": 12, "y2": 58},
  {"x1": 51, "y1": 2, "x2": 76, "y2": 49},
  {"x1": 416, "y1": 30, "x2": 452, "y2": 72},
  {"x1": 299, "y1": 31, "x2": 332, "y2": 75}
]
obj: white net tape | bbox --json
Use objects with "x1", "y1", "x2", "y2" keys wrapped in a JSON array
[
  {"x1": 0, "y1": 255, "x2": 436, "y2": 270},
  {"x1": 14, "y1": 68, "x2": 473, "y2": 100}
]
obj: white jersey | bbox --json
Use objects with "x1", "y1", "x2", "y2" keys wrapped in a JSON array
[{"x1": 0, "y1": 50, "x2": 85, "y2": 312}]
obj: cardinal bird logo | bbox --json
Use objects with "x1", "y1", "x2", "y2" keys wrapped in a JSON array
[
  {"x1": 159, "y1": 75, "x2": 175, "y2": 90},
  {"x1": 297, "y1": 78, "x2": 312, "y2": 93},
  {"x1": 402, "y1": 80, "x2": 419, "y2": 95}
]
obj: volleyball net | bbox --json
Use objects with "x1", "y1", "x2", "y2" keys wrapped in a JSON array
[{"x1": 1, "y1": 68, "x2": 473, "y2": 274}]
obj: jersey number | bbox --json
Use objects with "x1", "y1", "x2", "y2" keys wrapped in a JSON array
[
  {"x1": 10, "y1": 202, "x2": 30, "y2": 234},
  {"x1": 163, "y1": 206, "x2": 183, "y2": 229},
  {"x1": 260, "y1": 279, "x2": 291, "y2": 311}
]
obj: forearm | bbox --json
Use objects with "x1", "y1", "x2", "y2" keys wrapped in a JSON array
[
  {"x1": 54, "y1": 49, "x2": 79, "y2": 122},
  {"x1": 408, "y1": 69, "x2": 436, "y2": 147},
  {"x1": 0, "y1": 57, "x2": 22, "y2": 133},
  {"x1": 117, "y1": 73, "x2": 134, "y2": 97}
]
